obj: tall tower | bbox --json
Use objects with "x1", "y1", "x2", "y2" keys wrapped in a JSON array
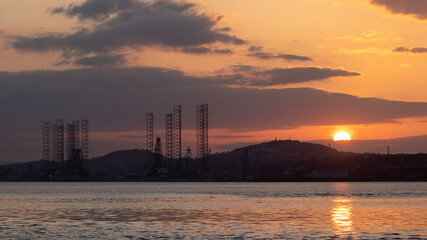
[
  {"x1": 43, "y1": 121, "x2": 51, "y2": 161},
  {"x1": 146, "y1": 112, "x2": 154, "y2": 172},
  {"x1": 73, "y1": 120, "x2": 80, "y2": 149},
  {"x1": 173, "y1": 105, "x2": 182, "y2": 160},
  {"x1": 196, "y1": 104, "x2": 208, "y2": 159},
  {"x1": 51, "y1": 123, "x2": 57, "y2": 162},
  {"x1": 81, "y1": 119, "x2": 89, "y2": 160},
  {"x1": 67, "y1": 120, "x2": 80, "y2": 160},
  {"x1": 165, "y1": 113, "x2": 173, "y2": 159},
  {"x1": 146, "y1": 113, "x2": 154, "y2": 153},
  {"x1": 56, "y1": 118, "x2": 65, "y2": 163}
]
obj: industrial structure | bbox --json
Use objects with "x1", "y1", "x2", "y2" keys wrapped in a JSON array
[
  {"x1": 42, "y1": 118, "x2": 88, "y2": 165},
  {"x1": 147, "y1": 104, "x2": 204, "y2": 177},
  {"x1": 67, "y1": 120, "x2": 80, "y2": 160},
  {"x1": 165, "y1": 113, "x2": 173, "y2": 160},
  {"x1": 51, "y1": 123, "x2": 57, "y2": 162},
  {"x1": 81, "y1": 119, "x2": 89, "y2": 160},
  {"x1": 56, "y1": 118, "x2": 65, "y2": 163},
  {"x1": 154, "y1": 137, "x2": 162, "y2": 156},
  {"x1": 173, "y1": 105, "x2": 182, "y2": 160},
  {"x1": 196, "y1": 104, "x2": 209, "y2": 159},
  {"x1": 38, "y1": 103, "x2": 212, "y2": 179},
  {"x1": 145, "y1": 104, "x2": 206, "y2": 160},
  {"x1": 146, "y1": 112, "x2": 154, "y2": 170},
  {"x1": 43, "y1": 121, "x2": 51, "y2": 161},
  {"x1": 163, "y1": 105, "x2": 182, "y2": 162},
  {"x1": 147, "y1": 105, "x2": 183, "y2": 172}
]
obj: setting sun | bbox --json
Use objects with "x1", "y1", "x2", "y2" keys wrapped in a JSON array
[{"x1": 334, "y1": 132, "x2": 351, "y2": 141}]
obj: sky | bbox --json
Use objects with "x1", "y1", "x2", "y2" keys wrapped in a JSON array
[{"x1": 1, "y1": 0, "x2": 427, "y2": 162}]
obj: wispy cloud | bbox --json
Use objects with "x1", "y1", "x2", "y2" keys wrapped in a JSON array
[
  {"x1": 334, "y1": 47, "x2": 392, "y2": 55},
  {"x1": 246, "y1": 46, "x2": 312, "y2": 61},
  {"x1": 332, "y1": 30, "x2": 402, "y2": 42},
  {"x1": 74, "y1": 54, "x2": 127, "y2": 67}
]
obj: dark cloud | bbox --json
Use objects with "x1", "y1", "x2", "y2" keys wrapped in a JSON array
[
  {"x1": 247, "y1": 45, "x2": 311, "y2": 61},
  {"x1": 276, "y1": 54, "x2": 312, "y2": 61},
  {"x1": 51, "y1": 0, "x2": 141, "y2": 21},
  {"x1": 247, "y1": 52, "x2": 312, "y2": 61},
  {"x1": 53, "y1": 60, "x2": 71, "y2": 66},
  {"x1": 371, "y1": 0, "x2": 427, "y2": 20},
  {"x1": 253, "y1": 67, "x2": 359, "y2": 86},
  {"x1": 229, "y1": 65, "x2": 258, "y2": 72},
  {"x1": 74, "y1": 54, "x2": 127, "y2": 67},
  {"x1": 248, "y1": 45, "x2": 263, "y2": 52},
  {"x1": 214, "y1": 48, "x2": 233, "y2": 54},
  {"x1": 214, "y1": 64, "x2": 257, "y2": 74},
  {"x1": 11, "y1": 0, "x2": 245, "y2": 61},
  {"x1": 1, "y1": 67, "x2": 423, "y2": 129},
  {"x1": 181, "y1": 46, "x2": 212, "y2": 54},
  {"x1": 1, "y1": 67, "x2": 426, "y2": 161},
  {"x1": 180, "y1": 47, "x2": 233, "y2": 54},
  {"x1": 393, "y1": 46, "x2": 427, "y2": 54},
  {"x1": 216, "y1": 27, "x2": 231, "y2": 32},
  {"x1": 410, "y1": 47, "x2": 427, "y2": 53},
  {"x1": 219, "y1": 66, "x2": 360, "y2": 86}
]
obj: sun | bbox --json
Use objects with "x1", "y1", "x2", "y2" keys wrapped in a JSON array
[{"x1": 334, "y1": 132, "x2": 351, "y2": 141}]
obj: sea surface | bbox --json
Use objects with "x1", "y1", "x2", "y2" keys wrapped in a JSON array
[{"x1": 0, "y1": 182, "x2": 425, "y2": 239}]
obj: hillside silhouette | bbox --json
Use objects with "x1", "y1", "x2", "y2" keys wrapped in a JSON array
[{"x1": 0, "y1": 140, "x2": 425, "y2": 181}]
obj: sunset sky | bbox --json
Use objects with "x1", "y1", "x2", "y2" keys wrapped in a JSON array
[{"x1": 1, "y1": 0, "x2": 427, "y2": 162}]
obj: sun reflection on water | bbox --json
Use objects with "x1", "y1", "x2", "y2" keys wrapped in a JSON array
[{"x1": 331, "y1": 198, "x2": 354, "y2": 236}]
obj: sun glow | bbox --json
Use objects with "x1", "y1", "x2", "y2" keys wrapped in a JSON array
[{"x1": 334, "y1": 132, "x2": 351, "y2": 141}]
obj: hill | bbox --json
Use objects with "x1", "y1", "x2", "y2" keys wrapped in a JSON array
[{"x1": 0, "y1": 140, "x2": 426, "y2": 181}]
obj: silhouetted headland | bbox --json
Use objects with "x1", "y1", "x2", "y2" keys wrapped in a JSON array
[{"x1": 1, "y1": 140, "x2": 426, "y2": 181}]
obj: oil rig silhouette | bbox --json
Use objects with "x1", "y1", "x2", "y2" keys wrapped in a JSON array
[
  {"x1": 146, "y1": 104, "x2": 209, "y2": 178},
  {"x1": 42, "y1": 118, "x2": 89, "y2": 179},
  {"x1": 41, "y1": 104, "x2": 209, "y2": 179}
]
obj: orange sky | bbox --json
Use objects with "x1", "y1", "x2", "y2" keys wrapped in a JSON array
[
  {"x1": 2, "y1": 0, "x2": 426, "y2": 100},
  {"x1": 1, "y1": 0, "x2": 427, "y2": 99},
  {"x1": 0, "y1": 0, "x2": 426, "y2": 159}
]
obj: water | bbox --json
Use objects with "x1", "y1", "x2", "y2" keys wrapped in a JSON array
[{"x1": 0, "y1": 182, "x2": 425, "y2": 239}]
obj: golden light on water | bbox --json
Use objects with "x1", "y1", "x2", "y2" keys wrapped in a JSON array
[{"x1": 331, "y1": 198, "x2": 354, "y2": 236}]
